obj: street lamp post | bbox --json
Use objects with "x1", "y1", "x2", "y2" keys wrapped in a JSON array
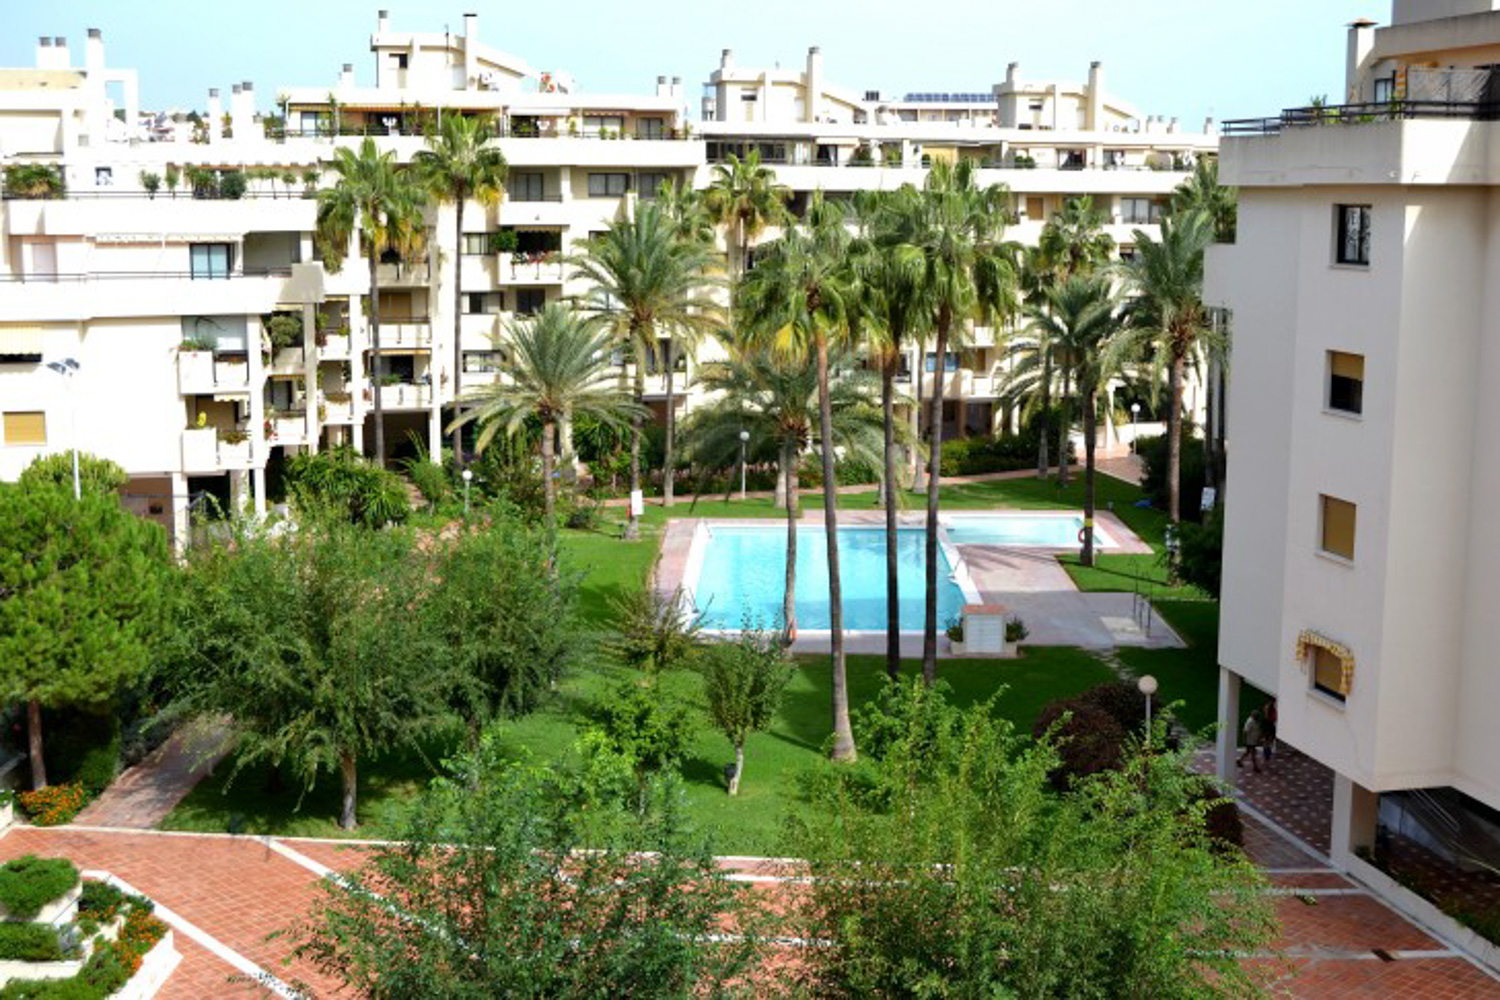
[
  {"x1": 1138, "y1": 674, "x2": 1158, "y2": 738},
  {"x1": 1129, "y1": 402, "x2": 1141, "y2": 455},
  {"x1": 738, "y1": 429, "x2": 750, "y2": 500},
  {"x1": 45, "y1": 359, "x2": 82, "y2": 500},
  {"x1": 461, "y1": 468, "x2": 473, "y2": 516}
]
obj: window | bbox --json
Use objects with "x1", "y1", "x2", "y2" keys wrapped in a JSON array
[
  {"x1": 1335, "y1": 205, "x2": 1371, "y2": 266},
  {"x1": 1319, "y1": 495, "x2": 1357, "y2": 561},
  {"x1": 637, "y1": 172, "x2": 671, "y2": 199},
  {"x1": 636, "y1": 117, "x2": 665, "y2": 140},
  {"x1": 3, "y1": 412, "x2": 46, "y2": 446},
  {"x1": 95, "y1": 166, "x2": 113, "y2": 186},
  {"x1": 583, "y1": 114, "x2": 624, "y2": 135},
  {"x1": 1060, "y1": 149, "x2": 1086, "y2": 170},
  {"x1": 467, "y1": 292, "x2": 503, "y2": 314},
  {"x1": 190, "y1": 243, "x2": 232, "y2": 279},
  {"x1": 924, "y1": 351, "x2": 961, "y2": 373},
  {"x1": 1328, "y1": 351, "x2": 1364, "y2": 414},
  {"x1": 587, "y1": 173, "x2": 629, "y2": 197},
  {"x1": 1025, "y1": 196, "x2": 1044, "y2": 221},
  {"x1": 516, "y1": 288, "x2": 546, "y2": 315},
  {"x1": 1312, "y1": 647, "x2": 1347, "y2": 701},
  {"x1": 1104, "y1": 149, "x2": 1126, "y2": 168},
  {"x1": 1374, "y1": 77, "x2": 1396, "y2": 104},
  {"x1": 394, "y1": 53, "x2": 408, "y2": 70},
  {"x1": 464, "y1": 350, "x2": 503, "y2": 373},
  {"x1": 510, "y1": 172, "x2": 545, "y2": 201},
  {"x1": 461, "y1": 233, "x2": 492, "y2": 255},
  {"x1": 1121, "y1": 197, "x2": 1161, "y2": 225}
]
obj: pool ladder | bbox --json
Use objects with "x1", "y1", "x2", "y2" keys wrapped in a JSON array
[{"x1": 1131, "y1": 578, "x2": 1154, "y2": 638}]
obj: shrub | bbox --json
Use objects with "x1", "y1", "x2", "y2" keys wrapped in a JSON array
[
  {"x1": 264, "y1": 312, "x2": 302, "y2": 351},
  {"x1": 592, "y1": 683, "x2": 693, "y2": 782},
  {"x1": 1077, "y1": 680, "x2": 1148, "y2": 737},
  {"x1": 1136, "y1": 431, "x2": 1206, "y2": 521},
  {"x1": 17, "y1": 784, "x2": 90, "y2": 827},
  {"x1": 16, "y1": 453, "x2": 127, "y2": 498},
  {"x1": 284, "y1": 449, "x2": 409, "y2": 527},
  {"x1": 1201, "y1": 791, "x2": 1244, "y2": 851},
  {"x1": 2, "y1": 165, "x2": 65, "y2": 200},
  {"x1": 137, "y1": 171, "x2": 160, "y2": 197},
  {"x1": 1175, "y1": 506, "x2": 1223, "y2": 598},
  {"x1": 1032, "y1": 700, "x2": 1126, "y2": 790},
  {"x1": 0, "y1": 856, "x2": 80, "y2": 918},
  {"x1": 217, "y1": 170, "x2": 246, "y2": 200},
  {"x1": 0, "y1": 925, "x2": 64, "y2": 962},
  {"x1": 41, "y1": 709, "x2": 121, "y2": 794},
  {"x1": 77, "y1": 881, "x2": 127, "y2": 923},
  {"x1": 405, "y1": 460, "x2": 448, "y2": 508}
]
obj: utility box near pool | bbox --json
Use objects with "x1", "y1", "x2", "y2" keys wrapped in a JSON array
[{"x1": 963, "y1": 604, "x2": 1011, "y2": 656}]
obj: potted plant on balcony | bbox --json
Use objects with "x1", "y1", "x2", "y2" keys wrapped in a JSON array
[
  {"x1": 218, "y1": 427, "x2": 251, "y2": 466},
  {"x1": 946, "y1": 615, "x2": 966, "y2": 656},
  {"x1": 138, "y1": 171, "x2": 161, "y2": 198},
  {"x1": 177, "y1": 333, "x2": 216, "y2": 387}
]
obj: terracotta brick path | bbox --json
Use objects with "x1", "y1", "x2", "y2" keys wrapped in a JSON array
[{"x1": 74, "y1": 720, "x2": 232, "y2": 829}]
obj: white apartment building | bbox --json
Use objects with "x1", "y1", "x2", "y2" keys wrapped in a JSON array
[
  {"x1": 1, "y1": 10, "x2": 1214, "y2": 545},
  {"x1": 1209, "y1": 0, "x2": 1500, "y2": 885}
]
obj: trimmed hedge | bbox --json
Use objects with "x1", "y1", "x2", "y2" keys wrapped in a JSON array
[
  {"x1": 0, "y1": 924, "x2": 63, "y2": 962},
  {"x1": 0, "y1": 899, "x2": 165, "y2": 1000},
  {"x1": 0, "y1": 857, "x2": 79, "y2": 920}
]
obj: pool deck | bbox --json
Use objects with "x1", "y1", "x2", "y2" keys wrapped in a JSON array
[{"x1": 654, "y1": 509, "x2": 1182, "y2": 655}]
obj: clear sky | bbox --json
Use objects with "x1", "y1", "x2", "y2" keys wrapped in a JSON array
[{"x1": 3, "y1": 0, "x2": 1386, "y2": 126}]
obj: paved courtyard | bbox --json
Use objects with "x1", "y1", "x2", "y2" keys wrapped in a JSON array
[{"x1": 2, "y1": 807, "x2": 1495, "y2": 998}]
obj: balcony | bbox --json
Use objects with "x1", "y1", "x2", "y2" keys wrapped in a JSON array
[
  {"x1": 177, "y1": 351, "x2": 253, "y2": 395},
  {"x1": 267, "y1": 410, "x2": 309, "y2": 445},
  {"x1": 368, "y1": 382, "x2": 431, "y2": 410},
  {"x1": 317, "y1": 332, "x2": 351, "y2": 357},
  {"x1": 372, "y1": 319, "x2": 431, "y2": 350},
  {"x1": 496, "y1": 256, "x2": 565, "y2": 285},
  {"x1": 376, "y1": 260, "x2": 431, "y2": 285},
  {"x1": 268, "y1": 347, "x2": 306, "y2": 377},
  {"x1": 321, "y1": 393, "x2": 354, "y2": 424},
  {"x1": 917, "y1": 368, "x2": 973, "y2": 399},
  {"x1": 181, "y1": 427, "x2": 252, "y2": 473}
]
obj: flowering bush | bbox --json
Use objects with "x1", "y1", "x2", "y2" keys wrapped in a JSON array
[{"x1": 17, "y1": 783, "x2": 90, "y2": 826}]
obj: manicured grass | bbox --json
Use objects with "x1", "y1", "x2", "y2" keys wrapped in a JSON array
[{"x1": 1114, "y1": 600, "x2": 1264, "y2": 735}]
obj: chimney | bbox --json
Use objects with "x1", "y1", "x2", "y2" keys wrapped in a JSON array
[
  {"x1": 1203, "y1": 116, "x2": 1216, "y2": 135},
  {"x1": 1346, "y1": 18, "x2": 1378, "y2": 102},
  {"x1": 85, "y1": 29, "x2": 104, "y2": 75},
  {"x1": 207, "y1": 88, "x2": 222, "y2": 142},
  {"x1": 805, "y1": 46, "x2": 823, "y2": 123},
  {"x1": 672, "y1": 75, "x2": 682, "y2": 101},
  {"x1": 463, "y1": 13, "x2": 478, "y2": 86},
  {"x1": 1005, "y1": 62, "x2": 1019, "y2": 89},
  {"x1": 240, "y1": 82, "x2": 256, "y2": 134},
  {"x1": 720, "y1": 48, "x2": 734, "y2": 70},
  {"x1": 656, "y1": 74, "x2": 669, "y2": 98},
  {"x1": 53, "y1": 38, "x2": 69, "y2": 69},
  {"x1": 376, "y1": 9, "x2": 390, "y2": 33},
  {"x1": 340, "y1": 62, "x2": 355, "y2": 88},
  {"x1": 1086, "y1": 61, "x2": 1104, "y2": 130},
  {"x1": 35, "y1": 37, "x2": 52, "y2": 70}
]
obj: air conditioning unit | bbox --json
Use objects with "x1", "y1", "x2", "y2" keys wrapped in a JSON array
[{"x1": 479, "y1": 71, "x2": 501, "y2": 91}]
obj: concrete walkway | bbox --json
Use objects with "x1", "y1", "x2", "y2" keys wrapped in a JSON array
[{"x1": 74, "y1": 720, "x2": 233, "y2": 830}]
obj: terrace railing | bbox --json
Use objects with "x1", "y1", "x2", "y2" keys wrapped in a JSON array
[{"x1": 1223, "y1": 99, "x2": 1500, "y2": 136}]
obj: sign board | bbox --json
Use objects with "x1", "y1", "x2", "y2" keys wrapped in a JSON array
[
  {"x1": 629, "y1": 489, "x2": 644, "y2": 518},
  {"x1": 1200, "y1": 487, "x2": 1217, "y2": 512}
]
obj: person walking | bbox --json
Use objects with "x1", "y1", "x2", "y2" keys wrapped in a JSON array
[
  {"x1": 1237, "y1": 708, "x2": 1265, "y2": 774},
  {"x1": 1261, "y1": 698, "x2": 1278, "y2": 771}
]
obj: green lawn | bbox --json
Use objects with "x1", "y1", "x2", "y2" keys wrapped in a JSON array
[
  {"x1": 162, "y1": 472, "x2": 1209, "y2": 849},
  {"x1": 1115, "y1": 600, "x2": 1264, "y2": 735}
]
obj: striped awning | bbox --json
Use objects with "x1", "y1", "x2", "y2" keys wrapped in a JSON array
[{"x1": 0, "y1": 327, "x2": 45, "y2": 357}]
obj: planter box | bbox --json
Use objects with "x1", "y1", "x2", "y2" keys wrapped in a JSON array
[
  {"x1": 114, "y1": 929, "x2": 180, "y2": 1000},
  {"x1": 218, "y1": 438, "x2": 251, "y2": 469},
  {"x1": 0, "y1": 801, "x2": 14, "y2": 834},
  {"x1": 322, "y1": 399, "x2": 352, "y2": 424},
  {"x1": 272, "y1": 414, "x2": 307, "y2": 442},
  {"x1": 176, "y1": 351, "x2": 214, "y2": 393},
  {"x1": 319, "y1": 333, "x2": 350, "y2": 357},
  {"x1": 180, "y1": 428, "x2": 218, "y2": 471},
  {"x1": 213, "y1": 359, "x2": 249, "y2": 390}
]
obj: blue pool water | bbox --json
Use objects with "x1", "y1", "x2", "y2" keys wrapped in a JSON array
[
  {"x1": 942, "y1": 514, "x2": 1111, "y2": 548},
  {"x1": 692, "y1": 526, "x2": 966, "y2": 631}
]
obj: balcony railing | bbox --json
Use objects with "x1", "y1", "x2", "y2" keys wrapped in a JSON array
[
  {"x1": 1223, "y1": 99, "x2": 1500, "y2": 136},
  {"x1": 0, "y1": 267, "x2": 292, "y2": 284}
]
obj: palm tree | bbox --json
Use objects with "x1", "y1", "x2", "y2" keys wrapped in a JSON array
[
  {"x1": 1170, "y1": 159, "x2": 1237, "y2": 244},
  {"x1": 449, "y1": 304, "x2": 640, "y2": 524},
  {"x1": 656, "y1": 179, "x2": 716, "y2": 248},
  {"x1": 702, "y1": 150, "x2": 792, "y2": 286},
  {"x1": 413, "y1": 111, "x2": 508, "y2": 466},
  {"x1": 1016, "y1": 245, "x2": 1058, "y2": 478},
  {"x1": 895, "y1": 161, "x2": 1017, "y2": 683},
  {"x1": 569, "y1": 203, "x2": 721, "y2": 531},
  {"x1": 738, "y1": 192, "x2": 859, "y2": 762},
  {"x1": 685, "y1": 351, "x2": 887, "y2": 641},
  {"x1": 1027, "y1": 275, "x2": 1124, "y2": 566},
  {"x1": 1119, "y1": 211, "x2": 1217, "y2": 522},
  {"x1": 1036, "y1": 197, "x2": 1115, "y2": 486},
  {"x1": 316, "y1": 138, "x2": 427, "y2": 467}
]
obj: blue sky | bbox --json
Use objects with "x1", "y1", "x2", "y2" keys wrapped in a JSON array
[{"x1": 4, "y1": 0, "x2": 1386, "y2": 125}]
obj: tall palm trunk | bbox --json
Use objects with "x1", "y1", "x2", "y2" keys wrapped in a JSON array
[
  {"x1": 541, "y1": 417, "x2": 556, "y2": 526},
  {"x1": 922, "y1": 306, "x2": 951, "y2": 684},
  {"x1": 1167, "y1": 348, "x2": 1185, "y2": 522},
  {"x1": 1082, "y1": 384, "x2": 1098, "y2": 567},
  {"x1": 1036, "y1": 351, "x2": 1051, "y2": 479},
  {"x1": 626, "y1": 363, "x2": 644, "y2": 540},
  {"x1": 451, "y1": 196, "x2": 466, "y2": 465},
  {"x1": 782, "y1": 437, "x2": 799, "y2": 644},
  {"x1": 881, "y1": 353, "x2": 901, "y2": 681},
  {"x1": 1057, "y1": 364, "x2": 1072, "y2": 487},
  {"x1": 368, "y1": 251, "x2": 386, "y2": 467},
  {"x1": 662, "y1": 337, "x2": 677, "y2": 507},
  {"x1": 339, "y1": 751, "x2": 358, "y2": 830},
  {"x1": 911, "y1": 340, "x2": 926, "y2": 491},
  {"x1": 816, "y1": 336, "x2": 855, "y2": 762},
  {"x1": 27, "y1": 699, "x2": 46, "y2": 790}
]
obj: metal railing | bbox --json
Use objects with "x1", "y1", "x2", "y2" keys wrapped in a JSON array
[
  {"x1": 0, "y1": 267, "x2": 293, "y2": 283},
  {"x1": 1223, "y1": 99, "x2": 1500, "y2": 136}
]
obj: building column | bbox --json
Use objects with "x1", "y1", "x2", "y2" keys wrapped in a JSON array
[
  {"x1": 229, "y1": 469, "x2": 246, "y2": 514},
  {"x1": 1331, "y1": 774, "x2": 1379, "y2": 869},
  {"x1": 303, "y1": 303, "x2": 319, "y2": 454},
  {"x1": 252, "y1": 465, "x2": 267, "y2": 519},
  {"x1": 1215, "y1": 666, "x2": 1241, "y2": 786},
  {"x1": 428, "y1": 402, "x2": 442, "y2": 462},
  {"x1": 170, "y1": 472, "x2": 189, "y2": 557}
]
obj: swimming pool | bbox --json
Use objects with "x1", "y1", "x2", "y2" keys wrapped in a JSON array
[
  {"x1": 941, "y1": 513, "x2": 1115, "y2": 548},
  {"x1": 689, "y1": 525, "x2": 971, "y2": 632}
]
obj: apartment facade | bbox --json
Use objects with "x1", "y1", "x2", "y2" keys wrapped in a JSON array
[
  {"x1": 1209, "y1": 0, "x2": 1500, "y2": 875},
  {"x1": 1, "y1": 10, "x2": 1214, "y2": 544}
]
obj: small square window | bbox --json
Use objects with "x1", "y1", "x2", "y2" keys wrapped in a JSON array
[
  {"x1": 394, "y1": 53, "x2": 408, "y2": 70},
  {"x1": 1319, "y1": 495, "x2": 1356, "y2": 561},
  {"x1": 516, "y1": 289, "x2": 546, "y2": 315},
  {"x1": 1312, "y1": 646, "x2": 1347, "y2": 701},
  {"x1": 461, "y1": 233, "x2": 491, "y2": 255},
  {"x1": 587, "y1": 173, "x2": 629, "y2": 197},
  {"x1": 3, "y1": 411, "x2": 46, "y2": 446},
  {"x1": 1328, "y1": 351, "x2": 1364, "y2": 415},
  {"x1": 1335, "y1": 205, "x2": 1371, "y2": 266}
]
